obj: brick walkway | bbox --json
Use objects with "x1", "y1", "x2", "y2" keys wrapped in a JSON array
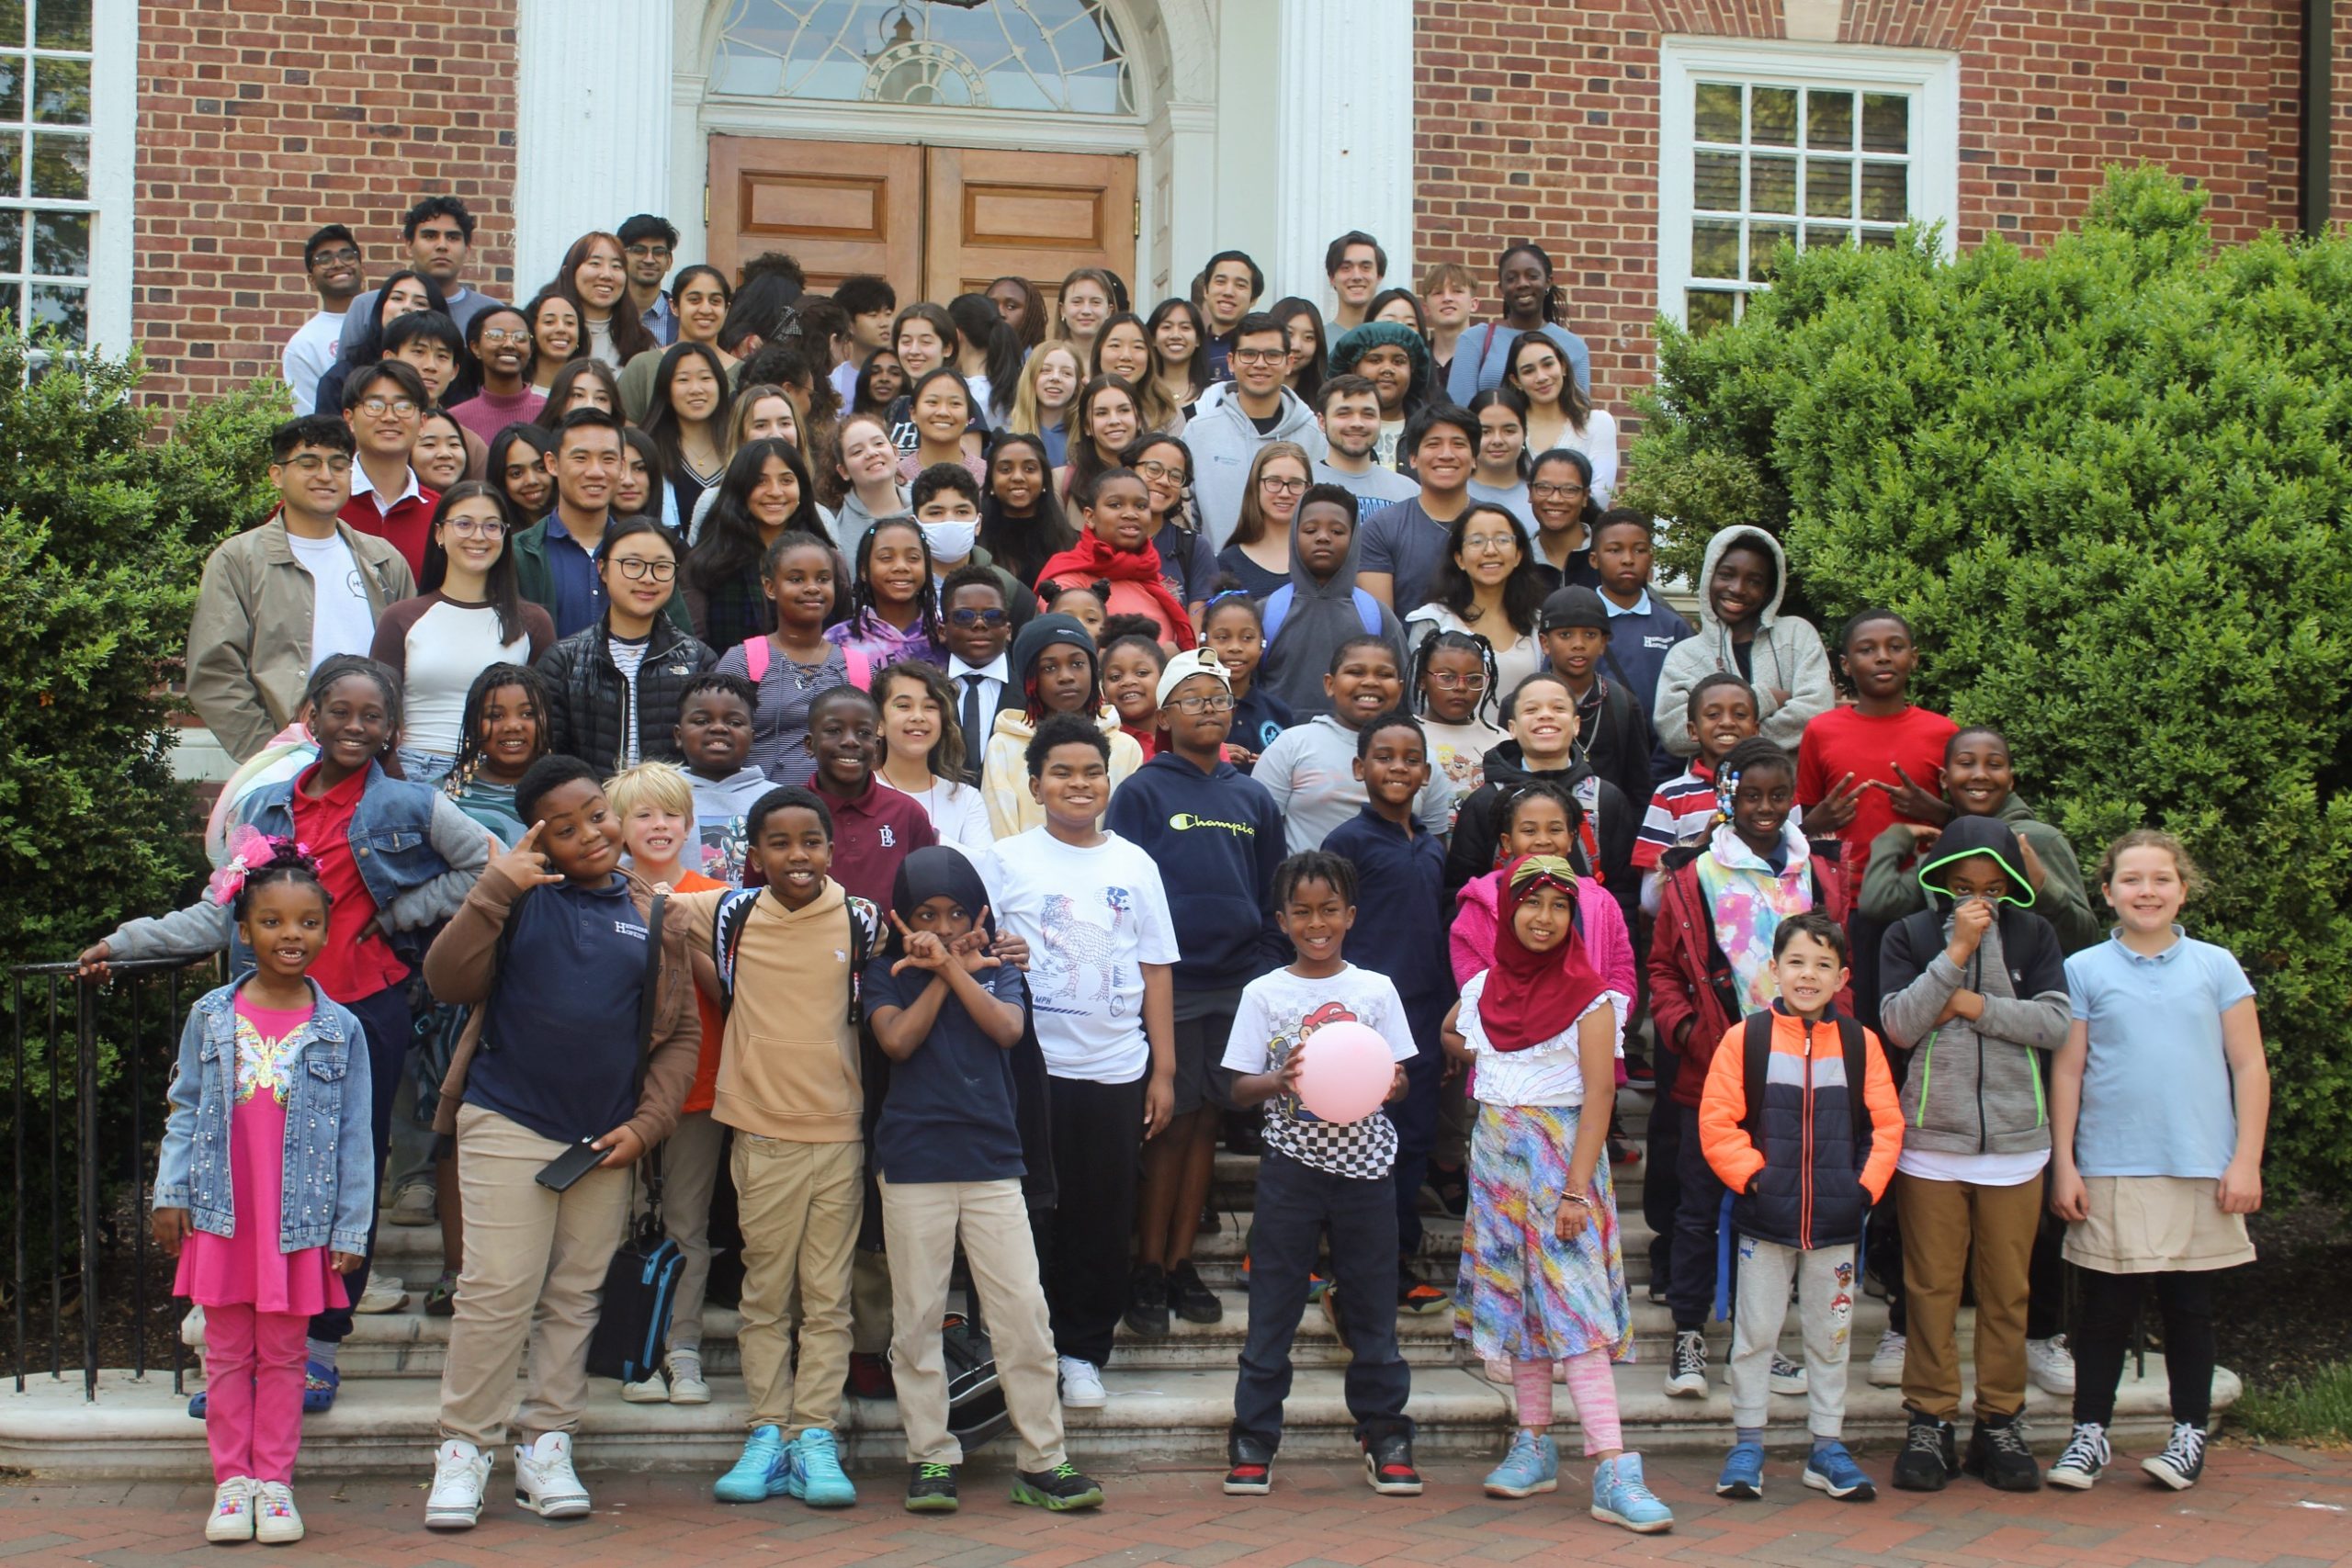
[{"x1": 3, "y1": 1447, "x2": 2348, "y2": 1566}]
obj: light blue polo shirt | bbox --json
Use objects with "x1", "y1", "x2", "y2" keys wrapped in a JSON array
[{"x1": 2064, "y1": 928, "x2": 2255, "y2": 1179}]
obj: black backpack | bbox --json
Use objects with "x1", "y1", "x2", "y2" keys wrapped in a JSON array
[{"x1": 1735, "y1": 1007, "x2": 1874, "y2": 1157}]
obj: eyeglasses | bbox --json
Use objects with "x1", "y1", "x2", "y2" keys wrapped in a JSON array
[
  {"x1": 1231, "y1": 347, "x2": 1286, "y2": 365},
  {"x1": 624, "y1": 243, "x2": 673, "y2": 260},
  {"x1": 1427, "y1": 671, "x2": 1490, "y2": 692},
  {"x1": 356, "y1": 397, "x2": 419, "y2": 419},
  {"x1": 280, "y1": 454, "x2": 353, "y2": 476},
  {"x1": 614, "y1": 558, "x2": 677, "y2": 581},
  {"x1": 1463, "y1": 533, "x2": 1519, "y2": 553},
  {"x1": 1134, "y1": 459, "x2": 1190, "y2": 484},
  {"x1": 308, "y1": 247, "x2": 360, "y2": 267},
  {"x1": 1170, "y1": 693, "x2": 1236, "y2": 714},
  {"x1": 1531, "y1": 481, "x2": 1589, "y2": 499},
  {"x1": 478, "y1": 327, "x2": 529, "y2": 345},
  {"x1": 1258, "y1": 475, "x2": 1307, "y2": 494},
  {"x1": 442, "y1": 518, "x2": 508, "y2": 539},
  {"x1": 948, "y1": 607, "x2": 1009, "y2": 627}
]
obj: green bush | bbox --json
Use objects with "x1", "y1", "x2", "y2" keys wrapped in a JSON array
[{"x1": 1621, "y1": 166, "x2": 2352, "y2": 1201}]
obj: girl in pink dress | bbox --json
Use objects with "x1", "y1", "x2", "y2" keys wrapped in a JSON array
[{"x1": 151, "y1": 837, "x2": 374, "y2": 1546}]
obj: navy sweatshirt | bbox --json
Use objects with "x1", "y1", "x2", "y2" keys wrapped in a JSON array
[
  {"x1": 1323, "y1": 806, "x2": 1453, "y2": 1006},
  {"x1": 1103, "y1": 750, "x2": 1287, "y2": 987}
]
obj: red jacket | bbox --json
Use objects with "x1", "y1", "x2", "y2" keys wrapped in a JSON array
[{"x1": 1646, "y1": 845, "x2": 1850, "y2": 1111}]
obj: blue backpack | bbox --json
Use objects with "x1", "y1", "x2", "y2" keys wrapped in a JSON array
[{"x1": 1261, "y1": 584, "x2": 1381, "y2": 649}]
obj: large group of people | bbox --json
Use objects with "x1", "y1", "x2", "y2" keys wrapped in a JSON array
[{"x1": 89, "y1": 193, "x2": 2266, "y2": 1546}]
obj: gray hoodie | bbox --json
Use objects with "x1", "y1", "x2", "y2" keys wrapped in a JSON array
[
  {"x1": 1652, "y1": 524, "x2": 1836, "y2": 755},
  {"x1": 1187, "y1": 379, "x2": 1329, "y2": 553},
  {"x1": 1255, "y1": 507, "x2": 1410, "y2": 720}
]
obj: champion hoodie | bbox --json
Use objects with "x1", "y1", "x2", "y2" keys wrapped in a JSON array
[{"x1": 1105, "y1": 749, "x2": 1289, "y2": 987}]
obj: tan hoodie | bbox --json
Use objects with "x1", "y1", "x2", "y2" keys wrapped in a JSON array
[{"x1": 669, "y1": 879, "x2": 868, "y2": 1142}]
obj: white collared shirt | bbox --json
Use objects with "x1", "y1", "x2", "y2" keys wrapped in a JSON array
[
  {"x1": 948, "y1": 652, "x2": 1012, "y2": 726},
  {"x1": 1601, "y1": 588, "x2": 1654, "y2": 617},
  {"x1": 349, "y1": 461, "x2": 423, "y2": 517}
]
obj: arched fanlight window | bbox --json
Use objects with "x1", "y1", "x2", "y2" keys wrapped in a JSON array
[{"x1": 713, "y1": 0, "x2": 1135, "y2": 116}]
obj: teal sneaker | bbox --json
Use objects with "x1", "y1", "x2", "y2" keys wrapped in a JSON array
[
  {"x1": 1593, "y1": 1452, "x2": 1674, "y2": 1533},
  {"x1": 786, "y1": 1427, "x2": 857, "y2": 1508},
  {"x1": 1482, "y1": 1430, "x2": 1559, "y2": 1498},
  {"x1": 713, "y1": 1424, "x2": 790, "y2": 1503}
]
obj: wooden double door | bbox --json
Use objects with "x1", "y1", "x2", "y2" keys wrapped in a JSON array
[{"x1": 708, "y1": 136, "x2": 1137, "y2": 307}]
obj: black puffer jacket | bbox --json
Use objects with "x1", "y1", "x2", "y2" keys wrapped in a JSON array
[
  {"x1": 536, "y1": 613, "x2": 717, "y2": 774},
  {"x1": 1442, "y1": 740, "x2": 1638, "y2": 926}
]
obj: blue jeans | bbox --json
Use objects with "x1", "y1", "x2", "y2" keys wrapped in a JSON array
[
  {"x1": 1385, "y1": 992, "x2": 1450, "y2": 1258},
  {"x1": 395, "y1": 747, "x2": 455, "y2": 785},
  {"x1": 307, "y1": 982, "x2": 413, "y2": 1345},
  {"x1": 1668, "y1": 1102, "x2": 1730, "y2": 1333}
]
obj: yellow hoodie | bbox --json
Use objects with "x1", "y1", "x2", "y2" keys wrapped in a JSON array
[{"x1": 978, "y1": 704, "x2": 1145, "y2": 840}]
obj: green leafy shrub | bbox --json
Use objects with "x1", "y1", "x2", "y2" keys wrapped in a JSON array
[{"x1": 1621, "y1": 166, "x2": 2352, "y2": 1201}]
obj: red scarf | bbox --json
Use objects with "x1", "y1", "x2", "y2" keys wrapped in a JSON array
[
  {"x1": 1477, "y1": 855, "x2": 1608, "y2": 1053},
  {"x1": 1034, "y1": 533, "x2": 1198, "y2": 649}
]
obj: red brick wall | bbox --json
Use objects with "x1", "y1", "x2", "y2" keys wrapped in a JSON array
[
  {"x1": 134, "y1": 1, "x2": 521, "y2": 407},
  {"x1": 1411, "y1": 0, "x2": 2341, "y2": 420}
]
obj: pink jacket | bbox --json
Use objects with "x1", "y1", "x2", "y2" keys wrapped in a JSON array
[{"x1": 1451, "y1": 870, "x2": 1636, "y2": 1085}]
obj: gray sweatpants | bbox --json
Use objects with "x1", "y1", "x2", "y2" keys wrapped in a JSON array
[{"x1": 1728, "y1": 1235, "x2": 1856, "y2": 1438}]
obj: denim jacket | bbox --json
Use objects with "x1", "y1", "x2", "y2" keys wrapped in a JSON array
[
  {"x1": 106, "y1": 761, "x2": 491, "y2": 976},
  {"x1": 152, "y1": 980, "x2": 376, "y2": 1256}
]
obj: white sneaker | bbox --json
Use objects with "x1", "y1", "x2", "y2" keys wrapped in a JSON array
[
  {"x1": 620, "y1": 1368, "x2": 672, "y2": 1404},
  {"x1": 1867, "y1": 1329, "x2": 1907, "y2": 1388},
  {"x1": 514, "y1": 1431, "x2": 593, "y2": 1518},
  {"x1": 205, "y1": 1476, "x2": 255, "y2": 1542},
  {"x1": 665, "y1": 1348, "x2": 710, "y2": 1404},
  {"x1": 251, "y1": 1481, "x2": 304, "y2": 1544},
  {"x1": 387, "y1": 1176, "x2": 437, "y2": 1226},
  {"x1": 424, "y1": 1438, "x2": 490, "y2": 1531},
  {"x1": 354, "y1": 1280, "x2": 407, "y2": 1314},
  {"x1": 2027, "y1": 1334, "x2": 2077, "y2": 1396},
  {"x1": 1057, "y1": 1355, "x2": 1107, "y2": 1409}
]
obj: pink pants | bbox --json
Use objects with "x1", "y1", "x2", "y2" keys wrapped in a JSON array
[{"x1": 203, "y1": 1304, "x2": 308, "y2": 1483}]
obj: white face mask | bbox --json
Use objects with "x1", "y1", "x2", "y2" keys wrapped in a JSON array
[{"x1": 920, "y1": 518, "x2": 978, "y2": 563}]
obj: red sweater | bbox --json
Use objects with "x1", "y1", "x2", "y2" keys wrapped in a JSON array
[{"x1": 1795, "y1": 705, "x2": 1957, "y2": 873}]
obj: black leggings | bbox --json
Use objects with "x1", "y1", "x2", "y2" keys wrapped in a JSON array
[{"x1": 2070, "y1": 1265, "x2": 2216, "y2": 1428}]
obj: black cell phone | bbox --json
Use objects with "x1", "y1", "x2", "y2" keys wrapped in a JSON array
[{"x1": 535, "y1": 1138, "x2": 606, "y2": 1192}]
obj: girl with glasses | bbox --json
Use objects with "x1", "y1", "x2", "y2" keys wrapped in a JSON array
[
  {"x1": 536, "y1": 517, "x2": 718, "y2": 772},
  {"x1": 1405, "y1": 502, "x2": 1546, "y2": 694}
]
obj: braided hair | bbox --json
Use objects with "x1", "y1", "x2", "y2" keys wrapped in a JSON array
[
  {"x1": 302, "y1": 655, "x2": 403, "y2": 774},
  {"x1": 444, "y1": 662, "x2": 550, "y2": 797},
  {"x1": 231, "y1": 839, "x2": 332, "y2": 923},
  {"x1": 1409, "y1": 627, "x2": 1501, "y2": 728},
  {"x1": 1716, "y1": 735, "x2": 1797, "y2": 818},
  {"x1": 847, "y1": 516, "x2": 944, "y2": 649}
]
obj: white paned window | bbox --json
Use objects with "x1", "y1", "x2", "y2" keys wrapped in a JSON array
[{"x1": 1657, "y1": 38, "x2": 1958, "y2": 333}]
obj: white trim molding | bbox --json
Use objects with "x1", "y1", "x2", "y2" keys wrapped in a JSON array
[
  {"x1": 1272, "y1": 0, "x2": 1415, "y2": 310},
  {"x1": 514, "y1": 0, "x2": 676, "y2": 295},
  {"x1": 87, "y1": 0, "x2": 136, "y2": 354}
]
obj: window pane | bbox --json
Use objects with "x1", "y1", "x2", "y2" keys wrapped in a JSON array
[
  {"x1": 1694, "y1": 150, "x2": 1742, "y2": 209},
  {"x1": 1806, "y1": 89, "x2": 1854, "y2": 149},
  {"x1": 1751, "y1": 86, "x2": 1797, "y2": 145},
  {"x1": 1860, "y1": 161, "x2": 1908, "y2": 222},
  {"x1": 1750, "y1": 153, "x2": 1796, "y2": 214},
  {"x1": 28, "y1": 129, "x2": 80, "y2": 197},
  {"x1": 1749, "y1": 222, "x2": 1794, "y2": 282},
  {"x1": 1694, "y1": 81, "x2": 1741, "y2": 141},
  {"x1": 1862, "y1": 92, "x2": 1909, "y2": 153},
  {"x1": 0, "y1": 54, "x2": 19, "y2": 121},
  {"x1": 1804, "y1": 225, "x2": 1851, "y2": 254},
  {"x1": 33, "y1": 0, "x2": 89, "y2": 49},
  {"x1": 1858, "y1": 226, "x2": 1899, "y2": 249},
  {"x1": 30, "y1": 54, "x2": 85, "y2": 124},
  {"x1": 31, "y1": 208, "x2": 81, "y2": 273},
  {"x1": 0, "y1": 279, "x2": 21, "y2": 328},
  {"x1": 0, "y1": 131, "x2": 19, "y2": 197},
  {"x1": 29, "y1": 281, "x2": 80, "y2": 340},
  {"x1": 1686, "y1": 289, "x2": 1736, "y2": 336},
  {"x1": 0, "y1": 4, "x2": 20, "y2": 48},
  {"x1": 1691, "y1": 218, "x2": 1741, "y2": 280},
  {"x1": 1805, "y1": 157, "x2": 1853, "y2": 218}
]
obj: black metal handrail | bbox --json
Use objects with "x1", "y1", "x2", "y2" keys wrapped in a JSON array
[{"x1": 7, "y1": 955, "x2": 218, "y2": 1401}]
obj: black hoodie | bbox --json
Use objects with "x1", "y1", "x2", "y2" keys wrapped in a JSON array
[{"x1": 1442, "y1": 739, "x2": 1638, "y2": 926}]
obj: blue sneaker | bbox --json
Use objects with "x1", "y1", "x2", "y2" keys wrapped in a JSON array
[
  {"x1": 713, "y1": 1424, "x2": 790, "y2": 1503},
  {"x1": 1803, "y1": 1439, "x2": 1877, "y2": 1501},
  {"x1": 786, "y1": 1427, "x2": 857, "y2": 1507},
  {"x1": 1482, "y1": 1431, "x2": 1558, "y2": 1498},
  {"x1": 1591, "y1": 1452, "x2": 1674, "y2": 1534},
  {"x1": 1715, "y1": 1439, "x2": 1766, "y2": 1499}
]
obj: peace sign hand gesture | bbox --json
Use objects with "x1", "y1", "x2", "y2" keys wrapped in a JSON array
[{"x1": 888, "y1": 910, "x2": 952, "y2": 976}]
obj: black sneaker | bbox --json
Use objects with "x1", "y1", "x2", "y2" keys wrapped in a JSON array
[
  {"x1": 2141, "y1": 1422, "x2": 2206, "y2": 1490},
  {"x1": 1963, "y1": 1414, "x2": 2043, "y2": 1492},
  {"x1": 1011, "y1": 1461, "x2": 1104, "y2": 1511},
  {"x1": 1893, "y1": 1411, "x2": 1958, "y2": 1492},
  {"x1": 1363, "y1": 1431, "x2": 1423, "y2": 1495},
  {"x1": 1167, "y1": 1260, "x2": 1223, "y2": 1325},
  {"x1": 1664, "y1": 1329, "x2": 1709, "y2": 1397},
  {"x1": 1426, "y1": 1160, "x2": 1469, "y2": 1218},
  {"x1": 904, "y1": 1461, "x2": 958, "y2": 1512},
  {"x1": 2046, "y1": 1422, "x2": 2110, "y2": 1490},
  {"x1": 1124, "y1": 1263, "x2": 1170, "y2": 1338},
  {"x1": 1223, "y1": 1432, "x2": 1274, "y2": 1496}
]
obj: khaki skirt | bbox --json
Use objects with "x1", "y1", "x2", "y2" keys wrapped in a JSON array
[{"x1": 2062, "y1": 1175, "x2": 2255, "y2": 1274}]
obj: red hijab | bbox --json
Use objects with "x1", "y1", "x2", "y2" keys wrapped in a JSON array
[
  {"x1": 1477, "y1": 855, "x2": 1609, "y2": 1053},
  {"x1": 1034, "y1": 529, "x2": 1199, "y2": 650}
]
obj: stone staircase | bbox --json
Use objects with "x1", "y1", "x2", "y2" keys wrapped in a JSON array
[{"x1": 0, "y1": 1083, "x2": 2235, "y2": 1478}]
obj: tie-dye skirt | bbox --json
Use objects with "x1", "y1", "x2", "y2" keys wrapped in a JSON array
[{"x1": 1453, "y1": 1101, "x2": 1634, "y2": 1363}]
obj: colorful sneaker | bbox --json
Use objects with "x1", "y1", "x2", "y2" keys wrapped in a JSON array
[
  {"x1": 1715, "y1": 1439, "x2": 1766, "y2": 1499},
  {"x1": 1803, "y1": 1440, "x2": 1877, "y2": 1501},
  {"x1": 1962, "y1": 1414, "x2": 2042, "y2": 1493},
  {"x1": 713, "y1": 1424, "x2": 790, "y2": 1503},
  {"x1": 1482, "y1": 1430, "x2": 1558, "y2": 1498},
  {"x1": 1363, "y1": 1431, "x2": 1422, "y2": 1495},
  {"x1": 2027, "y1": 1334, "x2": 2077, "y2": 1396},
  {"x1": 252, "y1": 1481, "x2": 304, "y2": 1544},
  {"x1": 1012, "y1": 1461, "x2": 1105, "y2": 1511},
  {"x1": 513, "y1": 1431, "x2": 592, "y2": 1518},
  {"x1": 786, "y1": 1427, "x2": 857, "y2": 1508},
  {"x1": 1867, "y1": 1329, "x2": 1907, "y2": 1388},
  {"x1": 205, "y1": 1476, "x2": 255, "y2": 1543},
  {"x1": 424, "y1": 1268, "x2": 458, "y2": 1317},
  {"x1": 845, "y1": 1350, "x2": 896, "y2": 1401},
  {"x1": 1893, "y1": 1412, "x2": 1957, "y2": 1492},
  {"x1": 2141, "y1": 1422, "x2": 2206, "y2": 1491},
  {"x1": 1591, "y1": 1452, "x2": 1674, "y2": 1533},
  {"x1": 1057, "y1": 1355, "x2": 1107, "y2": 1409},
  {"x1": 1396, "y1": 1277, "x2": 1450, "y2": 1315},
  {"x1": 1664, "y1": 1330, "x2": 1709, "y2": 1398},
  {"x1": 905, "y1": 1461, "x2": 958, "y2": 1513},
  {"x1": 424, "y1": 1439, "x2": 489, "y2": 1530},
  {"x1": 2047, "y1": 1422, "x2": 2110, "y2": 1490},
  {"x1": 1223, "y1": 1432, "x2": 1274, "y2": 1496},
  {"x1": 1770, "y1": 1353, "x2": 1809, "y2": 1396}
]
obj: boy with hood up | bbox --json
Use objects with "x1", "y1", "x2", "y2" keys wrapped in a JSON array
[
  {"x1": 1257, "y1": 483, "x2": 1412, "y2": 720},
  {"x1": 1652, "y1": 525, "x2": 1835, "y2": 759},
  {"x1": 1875, "y1": 816, "x2": 2071, "y2": 1496},
  {"x1": 1327, "y1": 321, "x2": 1433, "y2": 471}
]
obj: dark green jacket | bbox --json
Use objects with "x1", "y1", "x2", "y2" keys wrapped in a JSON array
[{"x1": 1859, "y1": 790, "x2": 2099, "y2": 954}]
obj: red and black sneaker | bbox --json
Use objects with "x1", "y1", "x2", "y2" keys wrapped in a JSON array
[
  {"x1": 1363, "y1": 1431, "x2": 1423, "y2": 1495},
  {"x1": 845, "y1": 1350, "x2": 897, "y2": 1401},
  {"x1": 1223, "y1": 1433, "x2": 1274, "y2": 1496}
]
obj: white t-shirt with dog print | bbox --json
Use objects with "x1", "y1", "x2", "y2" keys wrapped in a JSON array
[{"x1": 974, "y1": 829, "x2": 1179, "y2": 1083}]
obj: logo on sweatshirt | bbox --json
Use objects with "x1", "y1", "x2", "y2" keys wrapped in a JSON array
[
  {"x1": 1169, "y1": 812, "x2": 1252, "y2": 836},
  {"x1": 615, "y1": 920, "x2": 648, "y2": 941},
  {"x1": 879, "y1": 825, "x2": 897, "y2": 847}
]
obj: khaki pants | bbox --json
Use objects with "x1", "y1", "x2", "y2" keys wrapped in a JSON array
[
  {"x1": 655, "y1": 1110, "x2": 726, "y2": 1354},
  {"x1": 1896, "y1": 1170, "x2": 2044, "y2": 1422},
  {"x1": 733, "y1": 1133, "x2": 861, "y2": 1432},
  {"x1": 437, "y1": 1105, "x2": 629, "y2": 1448},
  {"x1": 879, "y1": 1176, "x2": 1065, "y2": 1472}
]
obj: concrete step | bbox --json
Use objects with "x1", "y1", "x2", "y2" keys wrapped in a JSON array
[{"x1": 0, "y1": 1355, "x2": 2236, "y2": 1481}]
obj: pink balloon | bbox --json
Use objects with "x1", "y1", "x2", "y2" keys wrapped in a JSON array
[{"x1": 1294, "y1": 1021, "x2": 1394, "y2": 1124}]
